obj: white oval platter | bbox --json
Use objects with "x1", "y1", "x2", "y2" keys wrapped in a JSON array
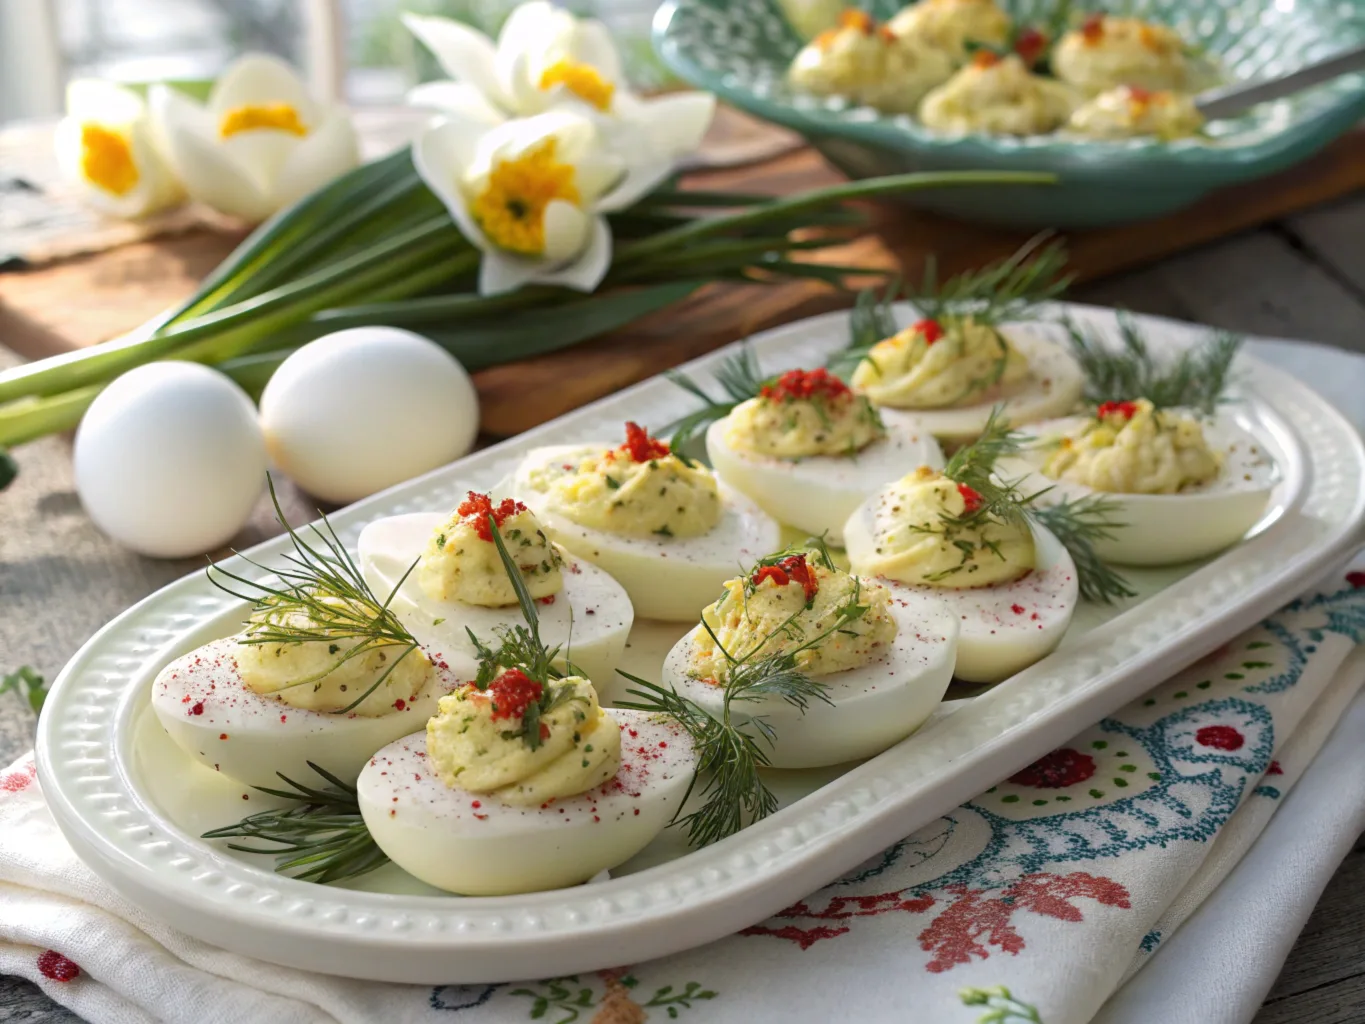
[{"x1": 37, "y1": 304, "x2": 1365, "y2": 984}]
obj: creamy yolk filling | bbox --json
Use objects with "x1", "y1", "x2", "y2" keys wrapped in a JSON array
[
  {"x1": 725, "y1": 368, "x2": 885, "y2": 458},
  {"x1": 538, "y1": 59, "x2": 615, "y2": 111},
  {"x1": 235, "y1": 597, "x2": 432, "y2": 717},
  {"x1": 426, "y1": 671, "x2": 621, "y2": 806},
  {"x1": 851, "y1": 315, "x2": 1029, "y2": 409},
  {"x1": 469, "y1": 136, "x2": 581, "y2": 256},
  {"x1": 1041, "y1": 398, "x2": 1222, "y2": 494},
  {"x1": 691, "y1": 553, "x2": 896, "y2": 679},
  {"x1": 854, "y1": 466, "x2": 1035, "y2": 588},
  {"x1": 219, "y1": 103, "x2": 308, "y2": 138},
  {"x1": 536, "y1": 422, "x2": 723, "y2": 538},
  {"x1": 419, "y1": 492, "x2": 564, "y2": 607},
  {"x1": 79, "y1": 123, "x2": 139, "y2": 196}
]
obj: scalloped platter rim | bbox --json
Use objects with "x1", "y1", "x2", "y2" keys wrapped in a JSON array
[{"x1": 37, "y1": 304, "x2": 1365, "y2": 984}]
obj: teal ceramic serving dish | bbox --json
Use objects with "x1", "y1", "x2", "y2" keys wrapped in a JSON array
[{"x1": 654, "y1": 0, "x2": 1365, "y2": 227}]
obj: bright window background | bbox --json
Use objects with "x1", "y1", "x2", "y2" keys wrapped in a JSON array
[{"x1": 9, "y1": 0, "x2": 668, "y2": 119}]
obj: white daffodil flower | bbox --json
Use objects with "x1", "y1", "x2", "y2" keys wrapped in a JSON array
[
  {"x1": 54, "y1": 80, "x2": 185, "y2": 219},
  {"x1": 415, "y1": 108, "x2": 667, "y2": 296},
  {"x1": 403, "y1": 5, "x2": 715, "y2": 181},
  {"x1": 149, "y1": 54, "x2": 360, "y2": 223}
]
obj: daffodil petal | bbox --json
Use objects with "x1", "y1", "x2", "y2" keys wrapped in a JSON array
[
  {"x1": 403, "y1": 13, "x2": 508, "y2": 111},
  {"x1": 573, "y1": 152, "x2": 626, "y2": 204},
  {"x1": 540, "y1": 199, "x2": 590, "y2": 263},
  {"x1": 209, "y1": 53, "x2": 318, "y2": 126},
  {"x1": 479, "y1": 248, "x2": 547, "y2": 296},
  {"x1": 596, "y1": 158, "x2": 673, "y2": 213},
  {"x1": 637, "y1": 92, "x2": 717, "y2": 160},
  {"x1": 501, "y1": 48, "x2": 551, "y2": 116},
  {"x1": 570, "y1": 19, "x2": 624, "y2": 85},
  {"x1": 497, "y1": 1, "x2": 573, "y2": 59},
  {"x1": 406, "y1": 81, "x2": 506, "y2": 125},
  {"x1": 272, "y1": 107, "x2": 360, "y2": 209},
  {"x1": 486, "y1": 109, "x2": 597, "y2": 166},
  {"x1": 533, "y1": 214, "x2": 611, "y2": 292},
  {"x1": 412, "y1": 118, "x2": 494, "y2": 252},
  {"x1": 159, "y1": 118, "x2": 274, "y2": 222}
]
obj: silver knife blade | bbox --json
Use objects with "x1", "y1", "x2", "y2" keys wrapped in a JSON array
[{"x1": 1195, "y1": 42, "x2": 1365, "y2": 119}]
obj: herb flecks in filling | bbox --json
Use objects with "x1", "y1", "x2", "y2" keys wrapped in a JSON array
[
  {"x1": 418, "y1": 491, "x2": 564, "y2": 608},
  {"x1": 725, "y1": 368, "x2": 886, "y2": 459},
  {"x1": 692, "y1": 544, "x2": 896, "y2": 679},
  {"x1": 536, "y1": 422, "x2": 722, "y2": 538}
]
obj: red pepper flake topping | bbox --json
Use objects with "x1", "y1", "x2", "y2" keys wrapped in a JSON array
[
  {"x1": 393, "y1": 699, "x2": 406, "y2": 711},
  {"x1": 760, "y1": 367, "x2": 851, "y2": 404},
  {"x1": 1097, "y1": 400, "x2": 1139, "y2": 421},
  {"x1": 189, "y1": 701, "x2": 204, "y2": 716},
  {"x1": 218, "y1": 733, "x2": 228, "y2": 740},
  {"x1": 1014, "y1": 27, "x2": 1047, "y2": 65},
  {"x1": 914, "y1": 318, "x2": 946, "y2": 344},
  {"x1": 971, "y1": 49, "x2": 1001, "y2": 69},
  {"x1": 486, "y1": 669, "x2": 543, "y2": 721},
  {"x1": 538, "y1": 594, "x2": 556, "y2": 606},
  {"x1": 457, "y1": 491, "x2": 527, "y2": 542},
  {"x1": 1011, "y1": 603, "x2": 1026, "y2": 615},
  {"x1": 1127, "y1": 85, "x2": 1154, "y2": 103},
  {"x1": 957, "y1": 482, "x2": 985, "y2": 514},
  {"x1": 751, "y1": 554, "x2": 820, "y2": 602},
  {"x1": 1081, "y1": 13, "x2": 1105, "y2": 43},
  {"x1": 539, "y1": 722, "x2": 551, "y2": 741},
  {"x1": 619, "y1": 421, "x2": 670, "y2": 462},
  {"x1": 839, "y1": 8, "x2": 875, "y2": 34},
  {"x1": 471, "y1": 800, "x2": 481, "y2": 809}
]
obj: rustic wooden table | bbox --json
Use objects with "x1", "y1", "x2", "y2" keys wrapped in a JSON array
[{"x1": 2, "y1": 195, "x2": 1364, "y2": 1022}]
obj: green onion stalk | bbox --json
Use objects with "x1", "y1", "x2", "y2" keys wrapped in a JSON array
[{"x1": 0, "y1": 147, "x2": 1054, "y2": 448}]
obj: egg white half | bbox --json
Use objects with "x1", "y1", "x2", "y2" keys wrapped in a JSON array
[
  {"x1": 661, "y1": 582, "x2": 958, "y2": 768},
  {"x1": 844, "y1": 517, "x2": 1079, "y2": 684},
  {"x1": 358, "y1": 512, "x2": 634, "y2": 683},
  {"x1": 512, "y1": 445, "x2": 783, "y2": 622},
  {"x1": 150, "y1": 637, "x2": 467, "y2": 788},
  {"x1": 358, "y1": 710, "x2": 695, "y2": 895},
  {"x1": 998, "y1": 410, "x2": 1278, "y2": 566},
  {"x1": 704, "y1": 413, "x2": 944, "y2": 545},
  {"x1": 871, "y1": 327, "x2": 1084, "y2": 443}
]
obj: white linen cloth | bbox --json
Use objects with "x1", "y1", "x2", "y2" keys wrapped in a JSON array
[{"x1": 1, "y1": 562, "x2": 1362, "y2": 1024}]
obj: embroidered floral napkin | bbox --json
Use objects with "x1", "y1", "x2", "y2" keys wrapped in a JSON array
[{"x1": 1, "y1": 567, "x2": 1362, "y2": 1024}]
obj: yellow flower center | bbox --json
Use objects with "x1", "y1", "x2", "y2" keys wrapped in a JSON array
[
  {"x1": 470, "y1": 137, "x2": 581, "y2": 256},
  {"x1": 537, "y1": 59, "x2": 615, "y2": 112},
  {"x1": 219, "y1": 103, "x2": 308, "y2": 139},
  {"x1": 79, "y1": 123, "x2": 139, "y2": 196}
]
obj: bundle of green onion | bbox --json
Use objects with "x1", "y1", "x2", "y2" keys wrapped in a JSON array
[{"x1": 0, "y1": 148, "x2": 1050, "y2": 452}]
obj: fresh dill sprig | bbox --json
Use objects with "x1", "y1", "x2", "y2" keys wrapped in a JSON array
[
  {"x1": 937, "y1": 409, "x2": 1135, "y2": 603},
  {"x1": 464, "y1": 513, "x2": 586, "y2": 752},
  {"x1": 208, "y1": 475, "x2": 421, "y2": 715},
  {"x1": 1032, "y1": 496, "x2": 1136, "y2": 603},
  {"x1": 201, "y1": 762, "x2": 389, "y2": 883},
  {"x1": 828, "y1": 235, "x2": 1071, "y2": 380},
  {"x1": 665, "y1": 343, "x2": 767, "y2": 456},
  {"x1": 615, "y1": 556, "x2": 877, "y2": 847},
  {"x1": 1065, "y1": 312, "x2": 1241, "y2": 415}
]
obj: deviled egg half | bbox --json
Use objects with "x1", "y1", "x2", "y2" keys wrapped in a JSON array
[
  {"x1": 705, "y1": 368, "x2": 944, "y2": 544},
  {"x1": 358, "y1": 492, "x2": 634, "y2": 682},
  {"x1": 511, "y1": 422, "x2": 781, "y2": 621},
  {"x1": 788, "y1": 9, "x2": 954, "y2": 114},
  {"x1": 888, "y1": 0, "x2": 1013, "y2": 65},
  {"x1": 848, "y1": 312, "x2": 1084, "y2": 443},
  {"x1": 661, "y1": 542, "x2": 958, "y2": 768},
  {"x1": 844, "y1": 466, "x2": 1078, "y2": 683},
  {"x1": 997, "y1": 399, "x2": 1276, "y2": 566},
  {"x1": 152, "y1": 597, "x2": 465, "y2": 788},
  {"x1": 1067, "y1": 85, "x2": 1204, "y2": 141},
  {"x1": 1052, "y1": 14, "x2": 1199, "y2": 96},
  {"x1": 359, "y1": 665, "x2": 695, "y2": 895},
  {"x1": 919, "y1": 52, "x2": 1078, "y2": 136}
]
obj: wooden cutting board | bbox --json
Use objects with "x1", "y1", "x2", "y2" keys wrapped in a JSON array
[{"x1": 3, "y1": 115, "x2": 1364, "y2": 437}]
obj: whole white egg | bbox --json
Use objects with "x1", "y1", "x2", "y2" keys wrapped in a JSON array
[
  {"x1": 259, "y1": 327, "x2": 479, "y2": 504},
  {"x1": 74, "y1": 362, "x2": 266, "y2": 558}
]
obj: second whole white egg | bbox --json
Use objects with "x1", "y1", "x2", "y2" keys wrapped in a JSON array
[
  {"x1": 74, "y1": 362, "x2": 266, "y2": 558},
  {"x1": 259, "y1": 327, "x2": 479, "y2": 504}
]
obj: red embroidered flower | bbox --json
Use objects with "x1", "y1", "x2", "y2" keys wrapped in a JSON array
[
  {"x1": 0, "y1": 762, "x2": 37, "y2": 794},
  {"x1": 36, "y1": 950, "x2": 80, "y2": 983},
  {"x1": 1195, "y1": 725, "x2": 1244, "y2": 751},
  {"x1": 1009, "y1": 748, "x2": 1097, "y2": 788}
]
